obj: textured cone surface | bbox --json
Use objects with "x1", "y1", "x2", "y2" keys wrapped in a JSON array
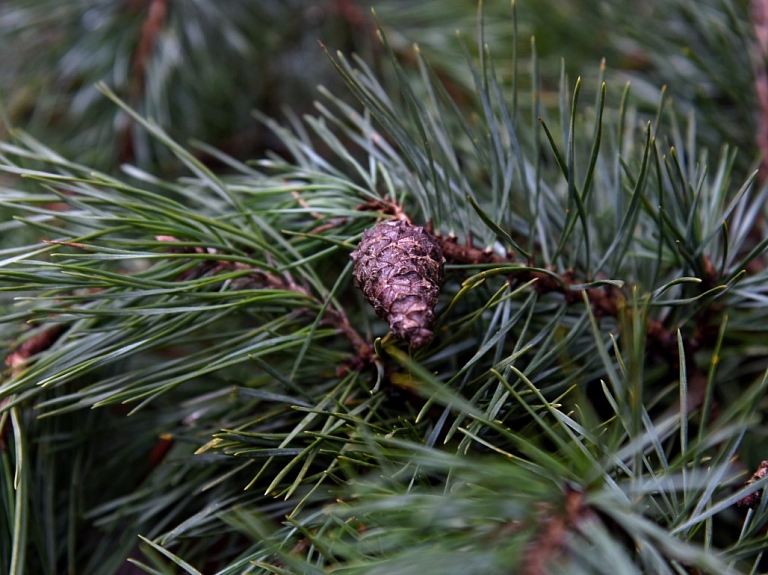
[{"x1": 351, "y1": 220, "x2": 444, "y2": 348}]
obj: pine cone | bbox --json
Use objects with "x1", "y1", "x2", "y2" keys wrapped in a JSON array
[{"x1": 351, "y1": 220, "x2": 444, "y2": 349}]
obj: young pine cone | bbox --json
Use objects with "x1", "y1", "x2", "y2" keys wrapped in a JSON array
[{"x1": 351, "y1": 219, "x2": 444, "y2": 349}]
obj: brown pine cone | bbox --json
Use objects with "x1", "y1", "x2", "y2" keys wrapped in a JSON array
[{"x1": 351, "y1": 219, "x2": 444, "y2": 349}]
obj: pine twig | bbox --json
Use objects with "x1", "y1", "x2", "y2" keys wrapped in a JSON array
[
  {"x1": 130, "y1": 0, "x2": 169, "y2": 100},
  {"x1": 523, "y1": 486, "x2": 595, "y2": 575},
  {"x1": 291, "y1": 191, "x2": 348, "y2": 234},
  {"x1": 752, "y1": 0, "x2": 768, "y2": 183},
  {"x1": 2, "y1": 325, "x2": 67, "y2": 448},
  {"x1": 353, "y1": 190, "x2": 718, "y2": 375},
  {"x1": 737, "y1": 460, "x2": 768, "y2": 508},
  {"x1": 119, "y1": 0, "x2": 170, "y2": 163},
  {"x1": 4, "y1": 325, "x2": 67, "y2": 376},
  {"x1": 436, "y1": 228, "x2": 723, "y2": 412},
  {"x1": 437, "y1": 234, "x2": 509, "y2": 265},
  {"x1": 155, "y1": 236, "x2": 372, "y2": 360}
]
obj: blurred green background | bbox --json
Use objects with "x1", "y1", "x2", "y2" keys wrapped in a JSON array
[{"x1": 0, "y1": 0, "x2": 757, "y2": 176}]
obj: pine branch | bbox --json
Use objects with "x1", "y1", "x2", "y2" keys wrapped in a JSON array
[{"x1": 1, "y1": 2, "x2": 768, "y2": 574}]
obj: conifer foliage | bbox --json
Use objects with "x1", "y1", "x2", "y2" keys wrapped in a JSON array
[{"x1": 1, "y1": 1, "x2": 768, "y2": 574}]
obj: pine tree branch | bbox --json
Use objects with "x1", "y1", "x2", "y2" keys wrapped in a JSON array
[
  {"x1": 1, "y1": 3, "x2": 767, "y2": 571},
  {"x1": 523, "y1": 486, "x2": 595, "y2": 575},
  {"x1": 131, "y1": 0, "x2": 170, "y2": 101},
  {"x1": 118, "y1": 0, "x2": 170, "y2": 163},
  {"x1": 4, "y1": 325, "x2": 67, "y2": 375},
  {"x1": 154, "y1": 235, "x2": 372, "y2": 360},
  {"x1": 737, "y1": 460, "x2": 768, "y2": 508}
]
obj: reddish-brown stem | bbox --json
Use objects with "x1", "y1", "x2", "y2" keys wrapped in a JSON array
[
  {"x1": 156, "y1": 236, "x2": 373, "y2": 362},
  {"x1": 523, "y1": 486, "x2": 595, "y2": 575},
  {"x1": 119, "y1": 0, "x2": 170, "y2": 163},
  {"x1": 753, "y1": 0, "x2": 768, "y2": 182},
  {"x1": 131, "y1": 0, "x2": 169, "y2": 99},
  {"x1": 737, "y1": 460, "x2": 768, "y2": 508},
  {"x1": 5, "y1": 325, "x2": 67, "y2": 374},
  {"x1": 438, "y1": 230, "x2": 722, "y2": 412}
]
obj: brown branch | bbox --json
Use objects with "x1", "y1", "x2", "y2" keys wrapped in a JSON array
[
  {"x1": 131, "y1": 0, "x2": 170, "y2": 100},
  {"x1": 5, "y1": 325, "x2": 67, "y2": 376},
  {"x1": 334, "y1": 0, "x2": 372, "y2": 29},
  {"x1": 2, "y1": 324, "x2": 68, "y2": 445},
  {"x1": 351, "y1": 199, "x2": 731, "y2": 398},
  {"x1": 523, "y1": 486, "x2": 595, "y2": 575},
  {"x1": 737, "y1": 460, "x2": 768, "y2": 508},
  {"x1": 333, "y1": 0, "x2": 381, "y2": 58},
  {"x1": 437, "y1": 234, "x2": 509, "y2": 265},
  {"x1": 292, "y1": 190, "x2": 348, "y2": 234},
  {"x1": 438, "y1": 232, "x2": 623, "y2": 319},
  {"x1": 753, "y1": 0, "x2": 768, "y2": 183},
  {"x1": 119, "y1": 0, "x2": 170, "y2": 163},
  {"x1": 43, "y1": 239, "x2": 92, "y2": 251},
  {"x1": 354, "y1": 197, "x2": 410, "y2": 222},
  {"x1": 436, "y1": 228, "x2": 724, "y2": 411},
  {"x1": 327, "y1": 308, "x2": 372, "y2": 362},
  {"x1": 155, "y1": 236, "x2": 373, "y2": 362}
]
